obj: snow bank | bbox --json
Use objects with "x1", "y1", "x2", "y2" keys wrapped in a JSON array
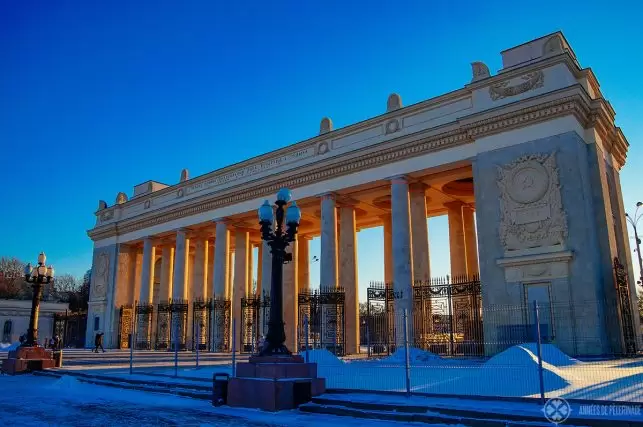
[
  {"x1": 379, "y1": 347, "x2": 443, "y2": 365},
  {"x1": 0, "y1": 342, "x2": 19, "y2": 352},
  {"x1": 46, "y1": 376, "x2": 80, "y2": 391},
  {"x1": 485, "y1": 344, "x2": 579, "y2": 368},
  {"x1": 302, "y1": 349, "x2": 344, "y2": 366}
]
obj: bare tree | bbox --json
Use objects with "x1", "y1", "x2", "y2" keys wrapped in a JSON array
[{"x1": 0, "y1": 257, "x2": 28, "y2": 299}]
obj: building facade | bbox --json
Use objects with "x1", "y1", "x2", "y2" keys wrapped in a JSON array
[
  {"x1": 85, "y1": 33, "x2": 639, "y2": 356},
  {"x1": 0, "y1": 300, "x2": 69, "y2": 345}
]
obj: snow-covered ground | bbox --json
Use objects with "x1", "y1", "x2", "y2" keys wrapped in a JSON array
[
  {"x1": 70, "y1": 345, "x2": 643, "y2": 403},
  {"x1": 0, "y1": 374, "x2": 443, "y2": 426}
]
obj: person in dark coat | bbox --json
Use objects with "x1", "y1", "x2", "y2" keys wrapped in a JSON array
[
  {"x1": 93, "y1": 332, "x2": 105, "y2": 353},
  {"x1": 53, "y1": 335, "x2": 60, "y2": 350}
]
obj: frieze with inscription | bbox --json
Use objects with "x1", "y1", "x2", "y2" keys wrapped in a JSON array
[{"x1": 497, "y1": 152, "x2": 568, "y2": 252}]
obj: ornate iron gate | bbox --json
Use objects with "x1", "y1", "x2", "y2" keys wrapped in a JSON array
[
  {"x1": 240, "y1": 292, "x2": 270, "y2": 353},
  {"x1": 53, "y1": 311, "x2": 87, "y2": 348},
  {"x1": 118, "y1": 305, "x2": 134, "y2": 349},
  {"x1": 192, "y1": 299, "x2": 211, "y2": 351},
  {"x1": 135, "y1": 303, "x2": 154, "y2": 350},
  {"x1": 212, "y1": 298, "x2": 231, "y2": 352},
  {"x1": 53, "y1": 314, "x2": 65, "y2": 347},
  {"x1": 298, "y1": 287, "x2": 345, "y2": 355},
  {"x1": 155, "y1": 301, "x2": 172, "y2": 350},
  {"x1": 366, "y1": 276, "x2": 483, "y2": 356},
  {"x1": 614, "y1": 257, "x2": 637, "y2": 355},
  {"x1": 170, "y1": 299, "x2": 189, "y2": 351}
]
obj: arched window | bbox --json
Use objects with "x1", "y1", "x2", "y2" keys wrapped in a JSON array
[{"x1": 2, "y1": 320, "x2": 12, "y2": 343}]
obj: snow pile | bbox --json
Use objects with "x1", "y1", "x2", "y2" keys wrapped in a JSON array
[
  {"x1": 0, "y1": 342, "x2": 19, "y2": 352},
  {"x1": 380, "y1": 347, "x2": 443, "y2": 365},
  {"x1": 485, "y1": 343, "x2": 578, "y2": 368},
  {"x1": 303, "y1": 349, "x2": 344, "y2": 366},
  {"x1": 46, "y1": 376, "x2": 80, "y2": 391}
]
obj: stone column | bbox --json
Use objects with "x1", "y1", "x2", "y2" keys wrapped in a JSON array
[
  {"x1": 283, "y1": 239, "x2": 298, "y2": 351},
  {"x1": 298, "y1": 236, "x2": 311, "y2": 291},
  {"x1": 234, "y1": 230, "x2": 250, "y2": 349},
  {"x1": 227, "y1": 251, "x2": 234, "y2": 299},
  {"x1": 320, "y1": 193, "x2": 338, "y2": 288},
  {"x1": 339, "y1": 206, "x2": 359, "y2": 354},
  {"x1": 260, "y1": 240, "x2": 272, "y2": 298},
  {"x1": 445, "y1": 201, "x2": 467, "y2": 278},
  {"x1": 192, "y1": 238, "x2": 208, "y2": 300},
  {"x1": 172, "y1": 229, "x2": 189, "y2": 301},
  {"x1": 131, "y1": 249, "x2": 143, "y2": 305},
  {"x1": 139, "y1": 237, "x2": 156, "y2": 304},
  {"x1": 381, "y1": 214, "x2": 394, "y2": 285},
  {"x1": 410, "y1": 183, "x2": 431, "y2": 283},
  {"x1": 212, "y1": 221, "x2": 229, "y2": 299},
  {"x1": 159, "y1": 246, "x2": 174, "y2": 302},
  {"x1": 207, "y1": 242, "x2": 214, "y2": 298},
  {"x1": 257, "y1": 243, "x2": 263, "y2": 296},
  {"x1": 172, "y1": 229, "x2": 189, "y2": 349},
  {"x1": 248, "y1": 244, "x2": 254, "y2": 295},
  {"x1": 138, "y1": 237, "x2": 156, "y2": 347},
  {"x1": 391, "y1": 176, "x2": 414, "y2": 346},
  {"x1": 462, "y1": 206, "x2": 479, "y2": 276}
]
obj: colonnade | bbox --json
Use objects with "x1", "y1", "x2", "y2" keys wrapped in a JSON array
[{"x1": 132, "y1": 176, "x2": 478, "y2": 353}]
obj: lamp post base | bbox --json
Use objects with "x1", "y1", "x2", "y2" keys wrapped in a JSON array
[
  {"x1": 1, "y1": 345, "x2": 55, "y2": 375},
  {"x1": 226, "y1": 355, "x2": 325, "y2": 411}
]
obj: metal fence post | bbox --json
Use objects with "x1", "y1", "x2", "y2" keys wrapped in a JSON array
[
  {"x1": 304, "y1": 315, "x2": 310, "y2": 363},
  {"x1": 196, "y1": 321, "x2": 200, "y2": 369},
  {"x1": 174, "y1": 320, "x2": 179, "y2": 378},
  {"x1": 533, "y1": 300, "x2": 546, "y2": 404},
  {"x1": 366, "y1": 319, "x2": 371, "y2": 358},
  {"x1": 403, "y1": 309, "x2": 411, "y2": 397},
  {"x1": 129, "y1": 302, "x2": 136, "y2": 375},
  {"x1": 232, "y1": 319, "x2": 237, "y2": 378}
]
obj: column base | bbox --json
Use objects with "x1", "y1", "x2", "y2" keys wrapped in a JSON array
[
  {"x1": 226, "y1": 356, "x2": 325, "y2": 411},
  {"x1": 1, "y1": 346, "x2": 55, "y2": 375}
]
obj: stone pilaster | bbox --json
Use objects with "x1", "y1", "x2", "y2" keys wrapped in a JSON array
[
  {"x1": 159, "y1": 246, "x2": 174, "y2": 302},
  {"x1": 283, "y1": 239, "x2": 298, "y2": 351},
  {"x1": 207, "y1": 242, "x2": 214, "y2": 298},
  {"x1": 132, "y1": 250, "x2": 142, "y2": 305},
  {"x1": 410, "y1": 183, "x2": 431, "y2": 283},
  {"x1": 339, "y1": 206, "x2": 359, "y2": 354},
  {"x1": 248, "y1": 244, "x2": 254, "y2": 295},
  {"x1": 391, "y1": 176, "x2": 413, "y2": 346},
  {"x1": 462, "y1": 206, "x2": 479, "y2": 276},
  {"x1": 234, "y1": 230, "x2": 250, "y2": 347},
  {"x1": 380, "y1": 214, "x2": 394, "y2": 285},
  {"x1": 298, "y1": 236, "x2": 311, "y2": 291},
  {"x1": 227, "y1": 250, "x2": 234, "y2": 299},
  {"x1": 257, "y1": 243, "x2": 263, "y2": 296},
  {"x1": 320, "y1": 193, "x2": 338, "y2": 288},
  {"x1": 212, "y1": 221, "x2": 230, "y2": 299},
  {"x1": 445, "y1": 201, "x2": 467, "y2": 278}
]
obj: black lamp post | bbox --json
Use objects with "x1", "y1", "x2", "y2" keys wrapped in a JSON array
[
  {"x1": 625, "y1": 201, "x2": 643, "y2": 285},
  {"x1": 22, "y1": 252, "x2": 55, "y2": 347},
  {"x1": 257, "y1": 188, "x2": 301, "y2": 356}
]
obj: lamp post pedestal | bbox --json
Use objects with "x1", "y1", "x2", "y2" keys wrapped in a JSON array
[
  {"x1": 1, "y1": 254, "x2": 56, "y2": 375},
  {"x1": 223, "y1": 190, "x2": 326, "y2": 411}
]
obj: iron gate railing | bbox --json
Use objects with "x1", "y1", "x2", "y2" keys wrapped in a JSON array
[
  {"x1": 155, "y1": 301, "x2": 172, "y2": 350},
  {"x1": 298, "y1": 287, "x2": 345, "y2": 356},
  {"x1": 365, "y1": 276, "x2": 483, "y2": 356},
  {"x1": 614, "y1": 257, "x2": 637, "y2": 355},
  {"x1": 118, "y1": 305, "x2": 134, "y2": 349},
  {"x1": 192, "y1": 298, "x2": 211, "y2": 351},
  {"x1": 170, "y1": 299, "x2": 189, "y2": 351},
  {"x1": 135, "y1": 303, "x2": 154, "y2": 350},
  {"x1": 211, "y1": 298, "x2": 231, "y2": 352},
  {"x1": 240, "y1": 292, "x2": 270, "y2": 353}
]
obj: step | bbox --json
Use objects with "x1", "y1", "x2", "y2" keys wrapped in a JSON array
[
  {"x1": 46, "y1": 369, "x2": 211, "y2": 392},
  {"x1": 33, "y1": 371, "x2": 211, "y2": 401},
  {"x1": 299, "y1": 402, "x2": 537, "y2": 427}
]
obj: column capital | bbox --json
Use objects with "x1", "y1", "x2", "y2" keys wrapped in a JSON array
[
  {"x1": 444, "y1": 200, "x2": 466, "y2": 210},
  {"x1": 409, "y1": 182, "x2": 429, "y2": 194},
  {"x1": 389, "y1": 175, "x2": 409, "y2": 185},
  {"x1": 318, "y1": 192, "x2": 337, "y2": 201},
  {"x1": 336, "y1": 196, "x2": 360, "y2": 208}
]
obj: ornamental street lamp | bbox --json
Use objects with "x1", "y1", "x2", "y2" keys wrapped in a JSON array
[
  {"x1": 257, "y1": 188, "x2": 301, "y2": 356},
  {"x1": 22, "y1": 252, "x2": 55, "y2": 347},
  {"x1": 625, "y1": 202, "x2": 643, "y2": 285}
]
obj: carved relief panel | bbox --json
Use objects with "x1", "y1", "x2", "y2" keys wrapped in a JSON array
[
  {"x1": 91, "y1": 252, "x2": 110, "y2": 301},
  {"x1": 496, "y1": 152, "x2": 568, "y2": 252}
]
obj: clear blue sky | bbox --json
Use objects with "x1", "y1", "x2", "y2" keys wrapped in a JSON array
[{"x1": 1, "y1": 1, "x2": 642, "y2": 301}]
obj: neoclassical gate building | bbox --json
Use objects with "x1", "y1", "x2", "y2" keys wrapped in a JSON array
[{"x1": 85, "y1": 32, "x2": 640, "y2": 356}]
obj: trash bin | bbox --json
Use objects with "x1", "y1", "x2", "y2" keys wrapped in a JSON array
[
  {"x1": 212, "y1": 373, "x2": 229, "y2": 406},
  {"x1": 53, "y1": 350, "x2": 63, "y2": 368}
]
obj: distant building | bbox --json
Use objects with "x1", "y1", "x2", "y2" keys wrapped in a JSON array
[{"x1": 0, "y1": 300, "x2": 69, "y2": 344}]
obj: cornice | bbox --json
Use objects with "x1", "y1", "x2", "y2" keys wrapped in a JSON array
[{"x1": 88, "y1": 90, "x2": 606, "y2": 242}]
